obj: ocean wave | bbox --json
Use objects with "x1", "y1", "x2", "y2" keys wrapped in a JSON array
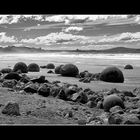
[{"x1": 0, "y1": 53, "x2": 140, "y2": 60}]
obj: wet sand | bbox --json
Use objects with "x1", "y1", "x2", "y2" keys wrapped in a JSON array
[{"x1": 0, "y1": 54, "x2": 140, "y2": 92}]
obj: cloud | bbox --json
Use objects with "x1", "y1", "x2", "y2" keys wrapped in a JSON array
[
  {"x1": 0, "y1": 15, "x2": 130, "y2": 26},
  {"x1": 0, "y1": 32, "x2": 17, "y2": 43},
  {"x1": 23, "y1": 22, "x2": 64, "y2": 31},
  {"x1": 20, "y1": 32, "x2": 87, "y2": 45},
  {"x1": 63, "y1": 26, "x2": 83, "y2": 33},
  {"x1": 96, "y1": 32, "x2": 140, "y2": 43},
  {"x1": 13, "y1": 43, "x2": 24, "y2": 47},
  {"x1": 77, "y1": 32, "x2": 140, "y2": 45},
  {"x1": 45, "y1": 15, "x2": 128, "y2": 24},
  {"x1": 0, "y1": 15, "x2": 46, "y2": 24}
]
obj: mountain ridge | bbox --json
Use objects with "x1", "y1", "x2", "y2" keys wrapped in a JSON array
[{"x1": 0, "y1": 46, "x2": 140, "y2": 53}]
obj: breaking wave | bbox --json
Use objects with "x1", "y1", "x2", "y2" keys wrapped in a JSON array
[{"x1": 1, "y1": 53, "x2": 140, "y2": 60}]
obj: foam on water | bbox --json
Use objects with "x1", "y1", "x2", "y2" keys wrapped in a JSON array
[{"x1": 0, "y1": 53, "x2": 140, "y2": 60}]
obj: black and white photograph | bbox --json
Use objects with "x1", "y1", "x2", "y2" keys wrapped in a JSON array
[{"x1": 0, "y1": 15, "x2": 140, "y2": 125}]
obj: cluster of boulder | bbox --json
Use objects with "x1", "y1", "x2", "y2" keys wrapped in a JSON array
[
  {"x1": 0, "y1": 61, "x2": 138, "y2": 124},
  {"x1": 5, "y1": 61, "x2": 134, "y2": 84},
  {"x1": 1, "y1": 66, "x2": 140, "y2": 124},
  {"x1": 78, "y1": 66, "x2": 125, "y2": 83},
  {"x1": 0, "y1": 62, "x2": 40, "y2": 75},
  {"x1": 78, "y1": 71, "x2": 101, "y2": 83}
]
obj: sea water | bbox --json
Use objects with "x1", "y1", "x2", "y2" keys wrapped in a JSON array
[{"x1": 0, "y1": 53, "x2": 140, "y2": 67}]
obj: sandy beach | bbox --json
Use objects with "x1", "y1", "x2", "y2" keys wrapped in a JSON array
[
  {"x1": 0, "y1": 53, "x2": 140, "y2": 91},
  {"x1": 0, "y1": 53, "x2": 140, "y2": 125}
]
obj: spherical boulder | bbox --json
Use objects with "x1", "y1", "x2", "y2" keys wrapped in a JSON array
[
  {"x1": 0, "y1": 68, "x2": 12, "y2": 74},
  {"x1": 13, "y1": 62, "x2": 28, "y2": 73},
  {"x1": 99, "y1": 67, "x2": 124, "y2": 83},
  {"x1": 27, "y1": 63, "x2": 40, "y2": 72},
  {"x1": 60, "y1": 63, "x2": 79, "y2": 77},
  {"x1": 4, "y1": 72, "x2": 22, "y2": 81},
  {"x1": 46, "y1": 63, "x2": 55, "y2": 69},
  {"x1": 124, "y1": 64, "x2": 133, "y2": 70},
  {"x1": 55, "y1": 65, "x2": 64, "y2": 74},
  {"x1": 103, "y1": 94, "x2": 125, "y2": 112},
  {"x1": 47, "y1": 70, "x2": 54, "y2": 73}
]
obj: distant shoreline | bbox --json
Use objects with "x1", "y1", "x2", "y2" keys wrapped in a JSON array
[{"x1": 1, "y1": 46, "x2": 140, "y2": 54}]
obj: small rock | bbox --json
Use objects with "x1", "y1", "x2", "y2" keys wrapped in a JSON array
[
  {"x1": 87, "y1": 113, "x2": 108, "y2": 124},
  {"x1": 109, "y1": 105, "x2": 124, "y2": 114},
  {"x1": 64, "y1": 111, "x2": 73, "y2": 118},
  {"x1": 24, "y1": 84, "x2": 38, "y2": 94},
  {"x1": 108, "y1": 113, "x2": 123, "y2": 124},
  {"x1": 37, "y1": 84, "x2": 50, "y2": 97},
  {"x1": 107, "y1": 88, "x2": 120, "y2": 95},
  {"x1": 133, "y1": 88, "x2": 140, "y2": 96},
  {"x1": 79, "y1": 78, "x2": 84, "y2": 82},
  {"x1": 88, "y1": 95, "x2": 98, "y2": 102},
  {"x1": 72, "y1": 106, "x2": 78, "y2": 111},
  {"x1": 63, "y1": 86, "x2": 78, "y2": 99},
  {"x1": 57, "y1": 89, "x2": 67, "y2": 100},
  {"x1": 26, "y1": 110, "x2": 32, "y2": 115},
  {"x1": 86, "y1": 100, "x2": 96, "y2": 108},
  {"x1": 121, "y1": 91, "x2": 136, "y2": 97},
  {"x1": 71, "y1": 91, "x2": 88, "y2": 104},
  {"x1": 83, "y1": 78, "x2": 91, "y2": 83},
  {"x1": 2, "y1": 101, "x2": 20, "y2": 116},
  {"x1": 129, "y1": 108, "x2": 140, "y2": 114},
  {"x1": 52, "y1": 81, "x2": 61, "y2": 84},
  {"x1": 79, "y1": 71, "x2": 88, "y2": 78},
  {"x1": 50, "y1": 86, "x2": 61, "y2": 97},
  {"x1": 20, "y1": 76, "x2": 30, "y2": 83},
  {"x1": 123, "y1": 114, "x2": 140, "y2": 124},
  {"x1": 77, "y1": 119, "x2": 87, "y2": 125},
  {"x1": 18, "y1": 90, "x2": 27, "y2": 95},
  {"x1": 31, "y1": 76, "x2": 46, "y2": 83},
  {"x1": 108, "y1": 113, "x2": 140, "y2": 124},
  {"x1": 2, "y1": 79, "x2": 17, "y2": 88},
  {"x1": 96, "y1": 101, "x2": 103, "y2": 109}
]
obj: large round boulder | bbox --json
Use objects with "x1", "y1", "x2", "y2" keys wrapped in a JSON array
[
  {"x1": 124, "y1": 64, "x2": 133, "y2": 70},
  {"x1": 28, "y1": 63, "x2": 40, "y2": 72},
  {"x1": 46, "y1": 63, "x2": 55, "y2": 69},
  {"x1": 55, "y1": 65, "x2": 64, "y2": 74},
  {"x1": 4, "y1": 72, "x2": 22, "y2": 81},
  {"x1": 103, "y1": 94, "x2": 125, "y2": 112},
  {"x1": 60, "y1": 64, "x2": 79, "y2": 77},
  {"x1": 13, "y1": 62, "x2": 28, "y2": 73},
  {"x1": 99, "y1": 67, "x2": 124, "y2": 83}
]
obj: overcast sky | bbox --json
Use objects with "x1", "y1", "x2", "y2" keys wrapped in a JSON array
[{"x1": 0, "y1": 15, "x2": 140, "y2": 50}]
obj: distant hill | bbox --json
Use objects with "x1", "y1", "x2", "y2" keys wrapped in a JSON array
[
  {"x1": 0, "y1": 46, "x2": 45, "y2": 53},
  {"x1": 96, "y1": 47, "x2": 140, "y2": 53},
  {"x1": 68, "y1": 47, "x2": 140, "y2": 53},
  {"x1": 1, "y1": 46, "x2": 140, "y2": 54}
]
